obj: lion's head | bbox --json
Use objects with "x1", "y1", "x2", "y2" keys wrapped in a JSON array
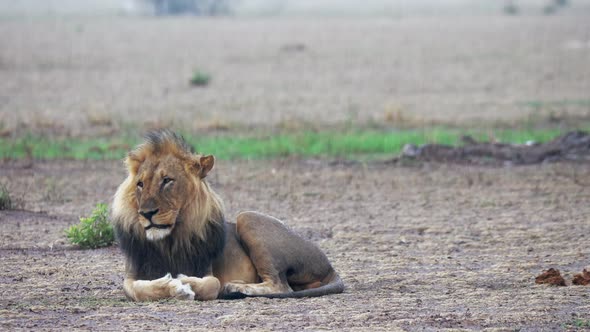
[{"x1": 112, "y1": 130, "x2": 224, "y2": 243}]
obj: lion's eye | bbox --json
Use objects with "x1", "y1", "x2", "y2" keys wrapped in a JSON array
[
  {"x1": 137, "y1": 181, "x2": 143, "y2": 189},
  {"x1": 162, "y1": 177, "x2": 174, "y2": 185}
]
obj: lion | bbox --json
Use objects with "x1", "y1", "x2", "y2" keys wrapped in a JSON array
[{"x1": 111, "y1": 130, "x2": 344, "y2": 301}]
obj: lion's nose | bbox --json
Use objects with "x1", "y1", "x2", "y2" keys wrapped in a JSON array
[{"x1": 139, "y1": 209, "x2": 159, "y2": 222}]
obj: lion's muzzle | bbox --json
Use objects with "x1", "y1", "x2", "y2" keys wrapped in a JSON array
[
  {"x1": 144, "y1": 222, "x2": 172, "y2": 230},
  {"x1": 139, "y1": 208, "x2": 159, "y2": 222},
  {"x1": 139, "y1": 208, "x2": 173, "y2": 231}
]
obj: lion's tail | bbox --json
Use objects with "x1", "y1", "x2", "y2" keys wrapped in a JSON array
[
  {"x1": 266, "y1": 274, "x2": 345, "y2": 299},
  {"x1": 220, "y1": 274, "x2": 345, "y2": 300}
]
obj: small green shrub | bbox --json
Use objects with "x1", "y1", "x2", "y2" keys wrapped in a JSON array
[
  {"x1": 0, "y1": 184, "x2": 12, "y2": 210},
  {"x1": 503, "y1": 4, "x2": 519, "y2": 15},
  {"x1": 543, "y1": 5, "x2": 557, "y2": 15},
  {"x1": 554, "y1": 0, "x2": 568, "y2": 6},
  {"x1": 190, "y1": 70, "x2": 211, "y2": 87},
  {"x1": 146, "y1": 0, "x2": 233, "y2": 16},
  {"x1": 66, "y1": 203, "x2": 114, "y2": 249}
]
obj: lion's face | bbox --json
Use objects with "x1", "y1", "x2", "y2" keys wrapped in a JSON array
[
  {"x1": 131, "y1": 153, "x2": 215, "y2": 241},
  {"x1": 133, "y1": 154, "x2": 186, "y2": 240},
  {"x1": 112, "y1": 130, "x2": 218, "y2": 242}
]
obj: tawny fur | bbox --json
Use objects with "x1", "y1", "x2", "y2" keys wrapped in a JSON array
[{"x1": 112, "y1": 130, "x2": 344, "y2": 301}]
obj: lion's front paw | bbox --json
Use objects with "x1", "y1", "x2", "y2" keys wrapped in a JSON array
[
  {"x1": 168, "y1": 278, "x2": 195, "y2": 300},
  {"x1": 154, "y1": 273, "x2": 195, "y2": 300},
  {"x1": 176, "y1": 275, "x2": 220, "y2": 301}
]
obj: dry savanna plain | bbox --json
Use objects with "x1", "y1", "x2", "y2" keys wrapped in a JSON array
[{"x1": 1, "y1": 13, "x2": 590, "y2": 331}]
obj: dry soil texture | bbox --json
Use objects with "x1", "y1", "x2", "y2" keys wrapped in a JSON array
[
  {"x1": 1, "y1": 159, "x2": 589, "y2": 331},
  {"x1": 1, "y1": 16, "x2": 590, "y2": 136}
]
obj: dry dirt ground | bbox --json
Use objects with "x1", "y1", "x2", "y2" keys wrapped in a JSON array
[
  {"x1": 1, "y1": 16, "x2": 590, "y2": 136},
  {"x1": 1, "y1": 159, "x2": 589, "y2": 330}
]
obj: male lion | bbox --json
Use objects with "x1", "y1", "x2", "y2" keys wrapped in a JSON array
[{"x1": 112, "y1": 130, "x2": 344, "y2": 301}]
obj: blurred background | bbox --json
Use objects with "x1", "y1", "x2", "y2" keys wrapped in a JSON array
[
  {"x1": 2, "y1": 0, "x2": 590, "y2": 16},
  {"x1": 0, "y1": 0, "x2": 589, "y2": 158}
]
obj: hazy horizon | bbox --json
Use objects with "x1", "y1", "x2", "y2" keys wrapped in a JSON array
[{"x1": 1, "y1": 0, "x2": 590, "y2": 17}]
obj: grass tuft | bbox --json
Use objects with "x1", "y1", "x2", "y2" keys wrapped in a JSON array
[
  {"x1": 189, "y1": 70, "x2": 211, "y2": 87},
  {"x1": 0, "y1": 184, "x2": 12, "y2": 210},
  {"x1": 66, "y1": 203, "x2": 114, "y2": 249},
  {"x1": 564, "y1": 318, "x2": 590, "y2": 329}
]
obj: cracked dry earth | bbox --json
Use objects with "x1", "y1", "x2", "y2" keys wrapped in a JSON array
[{"x1": 0, "y1": 159, "x2": 589, "y2": 331}]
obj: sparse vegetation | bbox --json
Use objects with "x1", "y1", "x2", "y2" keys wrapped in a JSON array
[
  {"x1": 43, "y1": 178, "x2": 66, "y2": 203},
  {"x1": 543, "y1": 5, "x2": 557, "y2": 15},
  {"x1": 0, "y1": 128, "x2": 586, "y2": 161},
  {"x1": 544, "y1": 0, "x2": 570, "y2": 14},
  {"x1": 0, "y1": 121, "x2": 10, "y2": 137},
  {"x1": 564, "y1": 318, "x2": 590, "y2": 329},
  {"x1": 519, "y1": 99, "x2": 590, "y2": 110},
  {"x1": 86, "y1": 112, "x2": 113, "y2": 127},
  {"x1": 503, "y1": 3, "x2": 519, "y2": 15},
  {"x1": 0, "y1": 184, "x2": 12, "y2": 210},
  {"x1": 65, "y1": 203, "x2": 114, "y2": 249},
  {"x1": 189, "y1": 70, "x2": 211, "y2": 87},
  {"x1": 144, "y1": 0, "x2": 234, "y2": 16}
]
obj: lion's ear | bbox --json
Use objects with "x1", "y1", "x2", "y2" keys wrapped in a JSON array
[
  {"x1": 196, "y1": 155, "x2": 215, "y2": 179},
  {"x1": 125, "y1": 152, "x2": 142, "y2": 175}
]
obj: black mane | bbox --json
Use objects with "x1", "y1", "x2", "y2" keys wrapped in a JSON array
[{"x1": 115, "y1": 219, "x2": 226, "y2": 280}]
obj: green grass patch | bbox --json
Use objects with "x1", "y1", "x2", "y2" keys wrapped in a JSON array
[
  {"x1": 189, "y1": 70, "x2": 211, "y2": 86},
  {"x1": 564, "y1": 318, "x2": 590, "y2": 329},
  {"x1": 0, "y1": 128, "x2": 584, "y2": 161},
  {"x1": 66, "y1": 203, "x2": 114, "y2": 249}
]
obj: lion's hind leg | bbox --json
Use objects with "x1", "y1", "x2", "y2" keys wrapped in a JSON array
[
  {"x1": 223, "y1": 278, "x2": 292, "y2": 296},
  {"x1": 222, "y1": 211, "x2": 335, "y2": 297}
]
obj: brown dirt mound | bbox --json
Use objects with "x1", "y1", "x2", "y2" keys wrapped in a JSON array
[
  {"x1": 398, "y1": 131, "x2": 590, "y2": 165},
  {"x1": 535, "y1": 268, "x2": 567, "y2": 286},
  {"x1": 572, "y1": 269, "x2": 590, "y2": 286}
]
